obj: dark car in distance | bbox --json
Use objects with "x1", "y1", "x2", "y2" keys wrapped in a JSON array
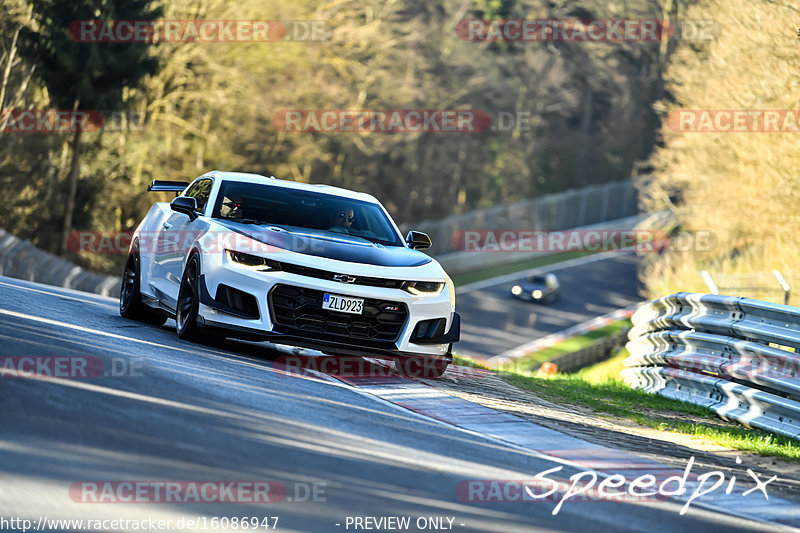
[{"x1": 511, "y1": 273, "x2": 560, "y2": 304}]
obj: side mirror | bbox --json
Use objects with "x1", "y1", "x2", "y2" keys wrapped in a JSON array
[
  {"x1": 406, "y1": 231, "x2": 432, "y2": 250},
  {"x1": 170, "y1": 196, "x2": 198, "y2": 221}
]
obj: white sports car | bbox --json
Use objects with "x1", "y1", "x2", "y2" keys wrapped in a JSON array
[{"x1": 120, "y1": 171, "x2": 459, "y2": 377}]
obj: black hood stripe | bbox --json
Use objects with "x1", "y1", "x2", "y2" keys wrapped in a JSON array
[{"x1": 215, "y1": 220, "x2": 432, "y2": 267}]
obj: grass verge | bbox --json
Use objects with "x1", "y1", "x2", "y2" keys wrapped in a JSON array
[
  {"x1": 502, "y1": 372, "x2": 800, "y2": 460},
  {"x1": 450, "y1": 251, "x2": 800, "y2": 458},
  {"x1": 577, "y1": 347, "x2": 629, "y2": 382},
  {"x1": 451, "y1": 251, "x2": 591, "y2": 287},
  {"x1": 453, "y1": 354, "x2": 491, "y2": 369},
  {"x1": 499, "y1": 320, "x2": 631, "y2": 370},
  {"x1": 454, "y1": 331, "x2": 800, "y2": 459}
]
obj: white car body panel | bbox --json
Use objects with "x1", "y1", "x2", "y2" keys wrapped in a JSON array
[{"x1": 129, "y1": 171, "x2": 459, "y2": 361}]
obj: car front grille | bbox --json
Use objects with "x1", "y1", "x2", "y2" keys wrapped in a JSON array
[
  {"x1": 276, "y1": 261, "x2": 405, "y2": 289},
  {"x1": 269, "y1": 284, "x2": 408, "y2": 345}
]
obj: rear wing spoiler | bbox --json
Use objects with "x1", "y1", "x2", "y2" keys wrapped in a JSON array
[{"x1": 148, "y1": 180, "x2": 190, "y2": 194}]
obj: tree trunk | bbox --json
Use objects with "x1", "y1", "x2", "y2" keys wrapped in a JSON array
[
  {"x1": 577, "y1": 85, "x2": 594, "y2": 187},
  {"x1": 60, "y1": 127, "x2": 82, "y2": 255},
  {"x1": 0, "y1": 18, "x2": 21, "y2": 114},
  {"x1": 43, "y1": 140, "x2": 68, "y2": 252}
]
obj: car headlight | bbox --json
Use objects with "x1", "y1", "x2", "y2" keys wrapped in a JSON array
[
  {"x1": 511, "y1": 285, "x2": 522, "y2": 296},
  {"x1": 446, "y1": 276, "x2": 456, "y2": 307},
  {"x1": 226, "y1": 249, "x2": 281, "y2": 271},
  {"x1": 532, "y1": 289, "x2": 543, "y2": 299},
  {"x1": 402, "y1": 280, "x2": 445, "y2": 296}
]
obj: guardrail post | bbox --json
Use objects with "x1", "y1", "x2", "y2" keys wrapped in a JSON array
[
  {"x1": 773, "y1": 269, "x2": 791, "y2": 306},
  {"x1": 700, "y1": 271, "x2": 719, "y2": 294}
]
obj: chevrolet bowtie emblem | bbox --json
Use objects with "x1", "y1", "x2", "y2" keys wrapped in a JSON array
[{"x1": 332, "y1": 274, "x2": 357, "y2": 283}]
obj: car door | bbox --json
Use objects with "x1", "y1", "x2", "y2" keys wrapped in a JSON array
[{"x1": 153, "y1": 178, "x2": 213, "y2": 309}]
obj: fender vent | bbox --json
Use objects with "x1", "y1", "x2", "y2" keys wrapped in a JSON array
[{"x1": 215, "y1": 284, "x2": 260, "y2": 320}]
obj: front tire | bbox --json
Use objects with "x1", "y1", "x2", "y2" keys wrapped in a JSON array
[
  {"x1": 120, "y1": 250, "x2": 167, "y2": 326},
  {"x1": 176, "y1": 254, "x2": 204, "y2": 340}
]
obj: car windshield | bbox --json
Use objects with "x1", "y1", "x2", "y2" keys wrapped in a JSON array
[{"x1": 211, "y1": 181, "x2": 405, "y2": 247}]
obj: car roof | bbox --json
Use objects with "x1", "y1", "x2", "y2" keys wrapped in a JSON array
[
  {"x1": 526, "y1": 273, "x2": 556, "y2": 282},
  {"x1": 200, "y1": 170, "x2": 380, "y2": 203}
]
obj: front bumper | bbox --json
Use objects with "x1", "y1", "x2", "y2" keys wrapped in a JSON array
[
  {"x1": 199, "y1": 317, "x2": 455, "y2": 364},
  {"x1": 195, "y1": 253, "x2": 458, "y2": 358}
]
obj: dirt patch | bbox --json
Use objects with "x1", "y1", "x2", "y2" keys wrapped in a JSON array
[{"x1": 421, "y1": 368, "x2": 800, "y2": 499}]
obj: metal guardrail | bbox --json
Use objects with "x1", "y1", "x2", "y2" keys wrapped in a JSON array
[
  {"x1": 436, "y1": 213, "x2": 650, "y2": 275},
  {"x1": 624, "y1": 292, "x2": 800, "y2": 440},
  {"x1": 528, "y1": 327, "x2": 630, "y2": 374},
  {"x1": 401, "y1": 180, "x2": 638, "y2": 257},
  {"x1": 0, "y1": 228, "x2": 121, "y2": 297},
  {"x1": 490, "y1": 306, "x2": 637, "y2": 366}
]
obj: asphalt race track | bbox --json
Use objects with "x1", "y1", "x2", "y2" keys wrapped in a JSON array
[
  {"x1": 455, "y1": 253, "x2": 643, "y2": 358},
  {"x1": 0, "y1": 275, "x2": 791, "y2": 533}
]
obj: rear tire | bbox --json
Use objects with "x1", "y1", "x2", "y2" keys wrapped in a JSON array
[
  {"x1": 119, "y1": 250, "x2": 167, "y2": 326},
  {"x1": 395, "y1": 357, "x2": 449, "y2": 379}
]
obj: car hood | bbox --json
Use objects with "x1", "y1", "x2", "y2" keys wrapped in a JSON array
[{"x1": 215, "y1": 220, "x2": 432, "y2": 267}]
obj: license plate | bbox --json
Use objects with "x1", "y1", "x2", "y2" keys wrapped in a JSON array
[{"x1": 322, "y1": 293, "x2": 364, "y2": 314}]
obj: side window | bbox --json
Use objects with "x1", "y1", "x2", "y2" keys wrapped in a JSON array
[
  {"x1": 183, "y1": 181, "x2": 201, "y2": 198},
  {"x1": 184, "y1": 179, "x2": 213, "y2": 215}
]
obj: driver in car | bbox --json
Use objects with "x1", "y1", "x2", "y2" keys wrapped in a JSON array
[
  {"x1": 220, "y1": 193, "x2": 244, "y2": 219},
  {"x1": 328, "y1": 206, "x2": 354, "y2": 230}
]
